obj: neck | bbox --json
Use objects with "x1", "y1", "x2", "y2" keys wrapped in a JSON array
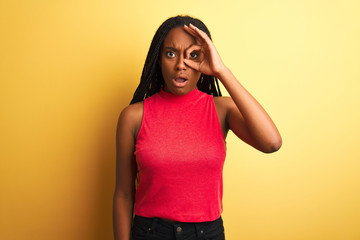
[{"x1": 159, "y1": 87, "x2": 201, "y2": 102}]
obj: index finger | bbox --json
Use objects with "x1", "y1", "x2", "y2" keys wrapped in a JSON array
[
  {"x1": 184, "y1": 25, "x2": 203, "y2": 44},
  {"x1": 185, "y1": 24, "x2": 212, "y2": 44}
]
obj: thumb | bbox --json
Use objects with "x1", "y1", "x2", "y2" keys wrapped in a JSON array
[{"x1": 184, "y1": 59, "x2": 200, "y2": 71}]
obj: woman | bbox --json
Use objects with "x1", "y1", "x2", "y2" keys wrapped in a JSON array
[{"x1": 113, "y1": 15, "x2": 282, "y2": 240}]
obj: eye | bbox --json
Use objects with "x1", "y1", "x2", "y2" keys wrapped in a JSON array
[
  {"x1": 166, "y1": 51, "x2": 176, "y2": 58},
  {"x1": 190, "y1": 51, "x2": 199, "y2": 59}
]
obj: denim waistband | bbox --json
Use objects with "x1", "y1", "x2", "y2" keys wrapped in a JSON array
[
  {"x1": 134, "y1": 215, "x2": 222, "y2": 226},
  {"x1": 132, "y1": 215, "x2": 224, "y2": 240}
]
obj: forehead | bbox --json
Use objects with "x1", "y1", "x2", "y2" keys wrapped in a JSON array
[{"x1": 162, "y1": 27, "x2": 196, "y2": 48}]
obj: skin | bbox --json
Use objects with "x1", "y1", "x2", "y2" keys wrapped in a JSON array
[
  {"x1": 159, "y1": 27, "x2": 202, "y2": 96},
  {"x1": 113, "y1": 24, "x2": 282, "y2": 240}
]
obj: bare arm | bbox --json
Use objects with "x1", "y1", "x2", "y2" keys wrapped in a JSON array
[
  {"x1": 113, "y1": 103, "x2": 142, "y2": 240},
  {"x1": 217, "y1": 69, "x2": 282, "y2": 153},
  {"x1": 184, "y1": 24, "x2": 282, "y2": 153}
]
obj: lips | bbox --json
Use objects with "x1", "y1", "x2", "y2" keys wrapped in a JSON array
[
  {"x1": 175, "y1": 77, "x2": 187, "y2": 83},
  {"x1": 172, "y1": 76, "x2": 188, "y2": 87}
]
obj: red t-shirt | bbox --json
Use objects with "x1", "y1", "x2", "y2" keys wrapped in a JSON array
[{"x1": 134, "y1": 88, "x2": 226, "y2": 222}]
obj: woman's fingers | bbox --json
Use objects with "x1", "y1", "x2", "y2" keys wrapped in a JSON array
[
  {"x1": 184, "y1": 25, "x2": 203, "y2": 44},
  {"x1": 185, "y1": 45, "x2": 202, "y2": 59},
  {"x1": 183, "y1": 24, "x2": 224, "y2": 76},
  {"x1": 187, "y1": 24, "x2": 212, "y2": 44},
  {"x1": 183, "y1": 58, "x2": 201, "y2": 71},
  {"x1": 184, "y1": 24, "x2": 210, "y2": 44},
  {"x1": 184, "y1": 24, "x2": 216, "y2": 57},
  {"x1": 184, "y1": 45, "x2": 202, "y2": 71}
]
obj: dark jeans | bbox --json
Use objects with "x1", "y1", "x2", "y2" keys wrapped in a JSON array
[{"x1": 131, "y1": 215, "x2": 225, "y2": 240}]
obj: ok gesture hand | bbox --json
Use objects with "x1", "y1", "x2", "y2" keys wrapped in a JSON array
[{"x1": 183, "y1": 24, "x2": 226, "y2": 79}]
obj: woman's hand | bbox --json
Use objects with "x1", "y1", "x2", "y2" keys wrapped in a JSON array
[
  {"x1": 184, "y1": 24, "x2": 282, "y2": 153},
  {"x1": 183, "y1": 24, "x2": 226, "y2": 78}
]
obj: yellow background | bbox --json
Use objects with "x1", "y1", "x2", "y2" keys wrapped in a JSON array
[{"x1": 1, "y1": 0, "x2": 359, "y2": 239}]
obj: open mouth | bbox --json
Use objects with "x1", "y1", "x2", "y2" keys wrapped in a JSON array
[{"x1": 174, "y1": 77, "x2": 187, "y2": 83}]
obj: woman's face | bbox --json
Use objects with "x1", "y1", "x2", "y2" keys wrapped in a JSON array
[{"x1": 159, "y1": 27, "x2": 201, "y2": 95}]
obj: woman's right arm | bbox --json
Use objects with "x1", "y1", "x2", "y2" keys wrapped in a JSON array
[{"x1": 113, "y1": 103, "x2": 143, "y2": 240}]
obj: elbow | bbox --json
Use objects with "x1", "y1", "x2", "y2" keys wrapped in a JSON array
[{"x1": 261, "y1": 136, "x2": 282, "y2": 154}]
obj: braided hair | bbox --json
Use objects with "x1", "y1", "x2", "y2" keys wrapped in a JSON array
[{"x1": 130, "y1": 15, "x2": 222, "y2": 104}]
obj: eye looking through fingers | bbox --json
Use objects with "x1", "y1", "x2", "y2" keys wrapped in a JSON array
[
  {"x1": 185, "y1": 45, "x2": 202, "y2": 61},
  {"x1": 189, "y1": 51, "x2": 199, "y2": 59}
]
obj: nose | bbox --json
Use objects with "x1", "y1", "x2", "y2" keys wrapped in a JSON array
[{"x1": 175, "y1": 55, "x2": 186, "y2": 71}]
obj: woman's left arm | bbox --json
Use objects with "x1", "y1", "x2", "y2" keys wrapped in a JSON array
[
  {"x1": 184, "y1": 24, "x2": 282, "y2": 153},
  {"x1": 217, "y1": 67, "x2": 282, "y2": 153}
]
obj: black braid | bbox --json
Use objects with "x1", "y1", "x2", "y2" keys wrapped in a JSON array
[{"x1": 130, "y1": 15, "x2": 222, "y2": 104}]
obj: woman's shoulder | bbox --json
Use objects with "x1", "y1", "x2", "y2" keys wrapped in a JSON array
[
  {"x1": 120, "y1": 101, "x2": 143, "y2": 118},
  {"x1": 124, "y1": 101, "x2": 143, "y2": 112},
  {"x1": 118, "y1": 101, "x2": 144, "y2": 136}
]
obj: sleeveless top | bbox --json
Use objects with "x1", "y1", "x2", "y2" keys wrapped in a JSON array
[{"x1": 134, "y1": 88, "x2": 226, "y2": 222}]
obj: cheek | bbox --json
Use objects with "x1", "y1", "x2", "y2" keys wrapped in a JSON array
[
  {"x1": 191, "y1": 70, "x2": 201, "y2": 81},
  {"x1": 161, "y1": 65, "x2": 171, "y2": 80},
  {"x1": 160, "y1": 59, "x2": 173, "y2": 77},
  {"x1": 159, "y1": 61, "x2": 167, "y2": 78}
]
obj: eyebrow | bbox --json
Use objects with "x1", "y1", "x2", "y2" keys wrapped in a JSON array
[
  {"x1": 163, "y1": 44, "x2": 196, "y2": 52},
  {"x1": 163, "y1": 47, "x2": 177, "y2": 51}
]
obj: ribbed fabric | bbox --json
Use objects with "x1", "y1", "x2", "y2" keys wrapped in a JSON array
[{"x1": 134, "y1": 88, "x2": 226, "y2": 222}]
